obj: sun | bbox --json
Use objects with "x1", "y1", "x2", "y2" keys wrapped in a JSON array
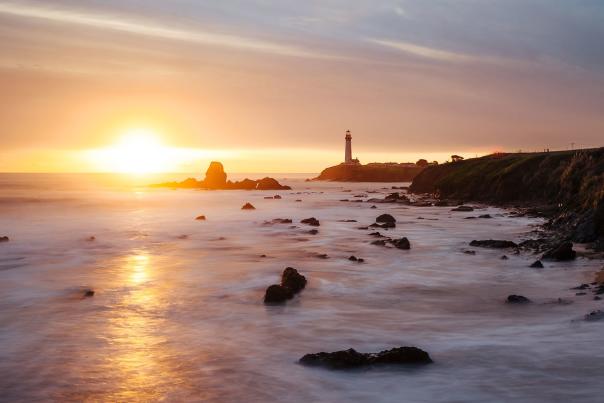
[{"x1": 103, "y1": 128, "x2": 171, "y2": 174}]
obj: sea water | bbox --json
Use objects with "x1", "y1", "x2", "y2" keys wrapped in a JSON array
[{"x1": 0, "y1": 173, "x2": 602, "y2": 402}]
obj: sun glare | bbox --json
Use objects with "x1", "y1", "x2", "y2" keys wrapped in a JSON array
[{"x1": 105, "y1": 129, "x2": 168, "y2": 174}]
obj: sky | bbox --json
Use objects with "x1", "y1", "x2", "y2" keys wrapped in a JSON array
[{"x1": 0, "y1": 0, "x2": 603, "y2": 173}]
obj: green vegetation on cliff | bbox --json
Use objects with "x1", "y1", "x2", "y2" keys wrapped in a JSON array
[{"x1": 409, "y1": 149, "x2": 604, "y2": 243}]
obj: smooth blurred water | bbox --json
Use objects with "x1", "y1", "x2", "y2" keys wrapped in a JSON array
[{"x1": 0, "y1": 173, "x2": 602, "y2": 402}]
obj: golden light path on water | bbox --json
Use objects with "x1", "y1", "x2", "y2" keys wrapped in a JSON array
[{"x1": 100, "y1": 249, "x2": 183, "y2": 401}]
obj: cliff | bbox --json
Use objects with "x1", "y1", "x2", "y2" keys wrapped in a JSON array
[
  {"x1": 313, "y1": 163, "x2": 425, "y2": 182},
  {"x1": 409, "y1": 149, "x2": 604, "y2": 244},
  {"x1": 153, "y1": 161, "x2": 291, "y2": 190}
]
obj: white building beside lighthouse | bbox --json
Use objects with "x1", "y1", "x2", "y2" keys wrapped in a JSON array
[{"x1": 344, "y1": 130, "x2": 360, "y2": 165}]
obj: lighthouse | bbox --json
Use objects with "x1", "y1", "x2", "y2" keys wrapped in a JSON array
[{"x1": 345, "y1": 130, "x2": 353, "y2": 163}]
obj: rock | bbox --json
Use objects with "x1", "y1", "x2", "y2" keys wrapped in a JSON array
[
  {"x1": 576, "y1": 292, "x2": 587, "y2": 296},
  {"x1": 391, "y1": 237, "x2": 411, "y2": 250},
  {"x1": 0, "y1": 236, "x2": 9, "y2": 242},
  {"x1": 337, "y1": 219, "x2": 357, "y2": 222},
  {"x1": 478, "y1": 214, "x2": 492, "y2": 219},
  {"x1": 195, "y1": 215, "x2": 206, "y2": 220},
  {"x1": 260, "y1": 254, "x2": 267, "y2": 258},
  {"x1": 370, "y1": 205, "x2": 377, "y2": 209},
  {"x1": 83, "y1": 289, "x2": 95, "y2": 298},
  {"x1": 299, "y1": 347, "x2": 433, "y2": 370},
  {"x1": 451, "y1": 206, "x2": 474, "y2": 212},
  {"x1": 434, "y1": 200, "x2": 449, "y2": 207},
  {"x1": 281, "y1": 267, "x2": 307, "y2": 293},
  {"x1": 369, "y1": 232, "x2": 384, "y2": 237},
  {"x1": 301, "y1": 217, "x2": 320, "y2": 226},
  {"x1": 371, "y1": 240, "x2": 387, "y2": 246},
  {"x1": 464, "y1": 250, "x2": 476, "y2": 255},
  {"x1": 376, "y1": 214, "x2": 396, "y2": 224},
  {"x1": 357, "y1": 258, "x2": 365, "y2": 263},
  {"x1": 274, "y1": 195, "x2": 282, "y2": 199},
  {"x1": 500, "y1": 255, "x2": 508, "y2": 260},
  {"x1": 308, "y1": 229, "x2": 319, "y2": 235},
  {"x1": 506, "y1": 295, "x2": 531, "y2": 304},
  {"x1": 86, "y1": 236, "x2": 96, "y2": 241},
  {"x1": 369, "y1": 222, "x2": 395, "y2": 229},
  {"x1": 316, "y1": 254, "x2": 329, "y2": 259},
  {"x1": 264, "y1": 196, "x2": 274, "y2": 199},
  {"x1": 264, "y1": 284, "x2": 294, "y2": 303},
  {"x1": 295, "y1": 199, "x2": 302, "y2": 202},
  {"x1": 349, "y1": 256, "x2": 358, "y2": 261},
  {"x1": 177, "y1": 235, "x2": 189, "y2": 239},
  {"x1": 571, "y1": 284, "x2": 590, "y2": 290},
  {"x1": 529, "y1": 260, "x2": 544, "y2": 268},
  {"x1": 272, "y1": 218, "x2": 292, "y2": 224},
  {"x1": 241, "y1": 202, "x2": 256, "y2": 210},
  {"x1": 257, "y1": 177, "x2": 291, "y2": 190},
  {"x1": 542, "y1": 242, "x2": 576, "y2": 261},
  {"x1": 584, "y1": 310, "x2": 604, "y2": 321},
  {"x1": 595, "y1": 296, "x2": 602, "y2": 301},
  {"x1": 470, "y1": 240, "x2": 518, "y2": 248},
  {"x1": 203, "y1": 161, "x2": 227, "y2": 188}
]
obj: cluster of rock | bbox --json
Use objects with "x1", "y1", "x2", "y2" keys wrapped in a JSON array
[
  {"x1": 264, "y1": 267, "x2": 307, "y2": 304},
  {"x1": 153, "y1": 161, "x2": 291, "y2": 190},
  {"x1": 0, "y1": 236, "x2": 9, "y2": 242},
  {"x1": 299, "y1": 347, "x2": 433, "y2": 370}
]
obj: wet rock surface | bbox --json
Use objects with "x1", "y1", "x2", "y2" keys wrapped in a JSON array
[
  {"x1": 301, "y1": 217, "x2": 320, "y2": 227},
  {"x1": 242, "y1": 202, "x2": 256, "y2": 210},
  {"x1": 506, "y1": 295, "x2": 531, "y2": 304},
  {"x1": 470, "y1": 240, "x2": 518, "y2": 248},
  {"x1": 542, "y1": 242, "x2": 576, "y2": 261},
  {"x1": 299, "y1": 347, "x2": 433, "y2": 370},
  {"x1": 264, "y1": 267, "x2": 307, "y2": 304}
]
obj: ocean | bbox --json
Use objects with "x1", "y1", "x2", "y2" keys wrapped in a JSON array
[{"x1": 0, "y1": 173, "x2": 602, "y2": 402}]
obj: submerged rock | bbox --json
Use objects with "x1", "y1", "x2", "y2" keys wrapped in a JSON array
[
  {"x1": 272, "y1": 218, "x2": 293, "y2": 224},
  {"x1": 301, "y1": 217, "x2": 320, "y2": 226},
  {"x1": 451, "y1": 206, "x2": 474, "y2": 212},
  {"x1": 529, "y1": 260, "x2": 544, "y2": 268},
  {"x1": 349, "y1": 255, "x2": 358, "y2": 261},
  {"x1": 308, "y1": 229, "x2": 319, "y2": 235},
  {"x1": 506, "y1": 295, "x2": 531, "y2": 304},
  {"x1": 542, "y1": 242, "x2": 576, "y2": 261},
  {"x1": 584, "y1": 310, "x2": 604, "y2": 321},
  {"x1": 470, "y1": 240, "x2": 518, "y2": 248},
  {"x1": 242, "y1": 202, "x2": 256, "y2": 210},
  {"x1": 83, "y1": 289, "x2": 95, "y2": 298},
  {"x1": 0, "y1": 236, "x2": 9, "y2": 242},
  {"x1": 195, "y1": 215, "x2": 206, "y2": 220},
  {"x1": 500, "y1": 255, "x2": 509, "y2": 260},
  {"x1": 264, "y1": 284, "x2": 294, "y2": 303},
  {"x1": 299, "y1": 347, "x2": 433, "y2": 370},
  {"x1": 391, "y1": 237, "x2": 411, "y2": 250}
]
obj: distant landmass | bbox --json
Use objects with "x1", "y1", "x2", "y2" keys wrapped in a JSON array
[
  {"x1": 152, "y1": 161, "x2": 291, "y2": 190},
  {"x1": 312, "y1": 162, "x2": 429, "y2": 182}
]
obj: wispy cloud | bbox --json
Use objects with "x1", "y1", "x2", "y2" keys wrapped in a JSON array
[
  {"x1": 0, "y1": 2, "x2": 328, "y2": 59},
  {"x1": 368, "y1": 38, "x2": 477, "y2": 63}
]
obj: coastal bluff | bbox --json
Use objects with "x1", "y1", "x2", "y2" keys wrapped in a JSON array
[
  {"x1": 313, "y1": 162, "x2": 426, "y2": 182},
  {"x1": 409, "y1": 148, "x2": 604, "y2": 245},
  {"x1": 152, "y1": 161, "x2": 291, "y2": 190}
]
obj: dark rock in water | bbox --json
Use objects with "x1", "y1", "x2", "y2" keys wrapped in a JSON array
[
  {"x1": 272, "y1": 218, "x2": 292, "y2": 224},
  {"x1": 369, "y1": 232, "x2": 384, "y2": 237},
  {"x1": 357, "y1": 258, "x2": 365, "y2": 263},
  {"x1": 470, "y1": 240, "x2": 518, "y2": 248},
  {"x1": 299, "y1": 347, "x2": 433, "y2": 370},
  {"x1": 464, "y1": 250, "x2": 476, "y2": 255},
  {"x1": 349, "y1": 256, "x2": 358, "y2": 261},
  {"x1": 316, "y1": 253, "x2": 329, "y2": 259},
  {"x1": 391, "y1": 237, "x2": 411, "y2": 250},
  {"x1": 281, "y1": 267, "x2": 307, "y2": 293},
  {"x1": 260, "y1": 254, "x2": 267, "y2": 258},
  {"x1": 376, "y1": 214, "x2": 396, "y2": 224},
  {"x1": 370, "y1": 205, "x2": 377, "y2": 209},
  {"x1": 478, "y1": 214, "x2": 492, "y2": 219},
  {"x1": 301, "y1": 217, "x2": 320, "y2": 226},
  {"x1": 0, "y1": 236, "x2": 9, "y2": 242},
  {"x1": 500, "y1": 255, "x2": 509, "y2": 260},
  {"x1": 195, "y1": 215, "x2": 206, "y2": 220},
  {"x1": 264, "y1": 196, "x2": 274, "y2": 199},
  {"x1": 571, "y1": 283, "x2": 590, "y2": 290},
  {"x1": 295, "y1": 199, "x2": 302, "y2": 202},
  {"x1": 595, "y1": 296, "x2": 602, "y2": 301},
  {"x1": 529, "y1": 260, "x2": 544, "y2": 268},
  {"x1": 369, "y1": 222, "x2": 395, "y2": 229},
  {"x1": 506, "y1": 295, "x2": 531, "y2": 304},
  {"x1": 576, "y1": 292, "x2": 587, "y2": 296},
  {"x1": 264, "y1": 284, "x2": 294, "y2": 303},
  {"x1": 241, "y1": 202, "x2": 256, "y2": 210},
  {"x1": 542, "y1": 242, "x2": 576, "y2": 261},
  {"x1": 274, "y1": 195, "x2": 282, "y2": 199},
  {"x1": 308, "y1": 229, "x2": 319, "y2": 235},
  {"x1": 86, "y1": 236, "x2": 96, "y2": 241},
  {"x1": 452, "y1": 206, "x2": 474, "y2": 212},
  {"x1": 584, "y1": 310, "x2": 604, "y2": 321},
  {"x1": 371, "y1": 240, "x2": 387, "y2": 246},
  {"x1": 337, "y1": 219, "x2": 358, "y2": 223},
  {"x1": 83, "y1": 289, "x2": 95, "y2": 298}
]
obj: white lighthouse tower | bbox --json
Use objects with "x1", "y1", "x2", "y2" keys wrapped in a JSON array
[{"x1": 344, "y1": 130, "x2": 359, "y2": 165}]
